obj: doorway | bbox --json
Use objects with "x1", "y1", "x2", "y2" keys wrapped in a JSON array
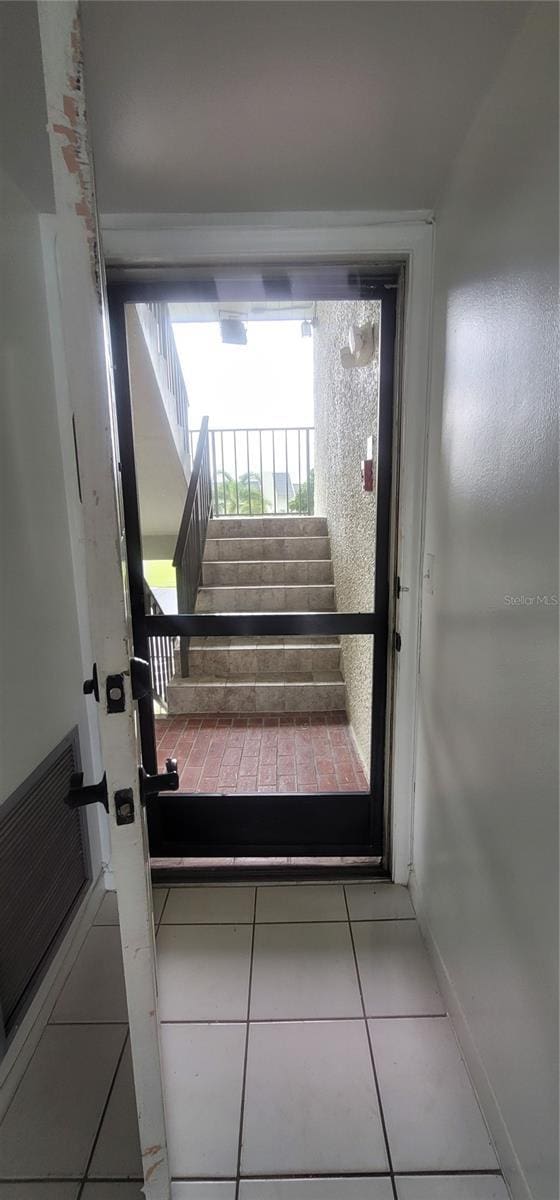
[{"x1": 108, "y1": 263, "x2": 400, "y2": 864}]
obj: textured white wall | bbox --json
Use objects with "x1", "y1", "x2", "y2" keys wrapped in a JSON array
[
  {"x1": 0, "y1": 170, "x2": 87, "y2": 801},
  {"x1": 412, "y1": 8, "x2": 558, "y2": 1199},
  {"x1": 314, "y1": 301, "x2": 380, "y2": 766}
]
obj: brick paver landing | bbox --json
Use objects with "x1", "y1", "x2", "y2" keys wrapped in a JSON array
[{"x1": 156, "y1": 712, "x2": 369, "y2": 793}]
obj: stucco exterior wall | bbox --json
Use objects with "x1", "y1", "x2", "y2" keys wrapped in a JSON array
[{"x1": 314, "y1": 300, "x2": 380, "y2": 769}]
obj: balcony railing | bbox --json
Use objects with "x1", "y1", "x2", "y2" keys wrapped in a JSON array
[
  {"x1": 136, "y1": 301, "x2": 190, "y2": 471},
  {"x1": 189, "y1": 427, "x2": 315, "y2": 517}
]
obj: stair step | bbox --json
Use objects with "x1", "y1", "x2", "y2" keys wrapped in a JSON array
[
  {"x1": 187, "y1": 641, "x2": 341, "y2": 678},
  {"x1": 167, "y1": 673, "x2": 347, "y2": 714},
  {"x1": 202, "y1": 560, "x2": 333, "y2": 587},
  {"x1": 204, "y1": 535, "x2": 330, "y2": 562},
  {"x1": 196, "y1": 584, "x2": 336, "y2": 613},
  {"x1": 169, "y1": 511, "x2": 347, "y2": 716},
  {"x1": 189, "y1": 635, "x2": 338, "y2": 645},
  {"x1": 207, "y1": 516, "x2": 328, "y2": 539}
]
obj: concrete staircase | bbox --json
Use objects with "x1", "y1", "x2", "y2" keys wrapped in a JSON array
[{"x1": 167, "y1": 516, "x2": 347, "y2": 714}]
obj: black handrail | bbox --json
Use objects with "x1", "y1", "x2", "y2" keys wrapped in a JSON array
[
  {"x1": 143, "y1": 581, "x2": 175, "y2": 709},
  {"x1": 173, "y1": 416, "x2": 212, "y2": 676}
]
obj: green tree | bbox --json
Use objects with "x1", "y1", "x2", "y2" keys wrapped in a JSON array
[
  {"x1": 215, "y1": 471, "x2": 270, "y2": 515},
  {"x1": 289, "y1": 469, "x2": 315, "y2": 514}
]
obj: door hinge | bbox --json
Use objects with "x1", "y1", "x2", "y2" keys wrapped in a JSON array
[
  {"x1": 83, "y1": 663, "x2": 100, "y2": 702},
  {"x1": 66, "y1": 776, "x2": 137, "y2": 827},
  {"x1": 66, "y1": 771, "x2": 109, "y2": 812},
  {"x1": 394, "y1": 629, "x2": 402, "y2": 653},
  {"x1": 65, "y1": 762, "x2": 179, "y2": 827},
  {"x1": 396, "y1": 576, "x2": 410, "y2": 599}
]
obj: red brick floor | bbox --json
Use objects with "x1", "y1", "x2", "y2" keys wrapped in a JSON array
[{"x1": 155, "y1": 713, "x2": 369, "y2": 794}]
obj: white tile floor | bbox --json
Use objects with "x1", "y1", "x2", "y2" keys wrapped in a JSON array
[{"x1": 0, "y1": 882, "x2": 511, "y2": 1200}]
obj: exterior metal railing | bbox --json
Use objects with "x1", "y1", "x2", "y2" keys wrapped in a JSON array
[
  {"x1": 144, "y1": 581, "x2": 176, "y2": 710},
  {"x1": 137, "y1": 301, "x2": 190, "y2": 469},
  {"x1": 173, "y1": 417, "x2": 212, "y2": 676},
  {"x1": 189, "y1": 427, "x2": 315, "y2": 517}
]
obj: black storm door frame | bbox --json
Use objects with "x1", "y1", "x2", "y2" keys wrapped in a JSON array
[{"x1": 108, "y1": 263, "x2": 399, "y2": 858}]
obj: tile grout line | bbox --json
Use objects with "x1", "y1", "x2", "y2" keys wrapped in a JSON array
[
  {"x1": 45, "y1": 1020, "x2": 130, "y2": 1027},
  {"x1": 155, "y1": 917, "x2": 417, "y2": 927},
  {"x1": 75, "y1": 1027, "x2": 130, "y2": 1200},
  {"x1": 343, "y1": 883, "x2": 398, "y2": 1200},
  {"x1": 157, "y1": 1013, "x2": 449, "y2": 1026},
  {"x1": 234, "y1": 885, "x2": 258, "y2": 1200},
  {"x1": 0, "y1": 1169, "x2": 508, "y2": 1183},
  {"x1": 231, "y1": 1168, "x2": 509, "y2": 1181}
]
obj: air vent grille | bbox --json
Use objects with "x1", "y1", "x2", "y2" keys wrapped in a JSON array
[{"x1": 0, "y1": 732, "x2": 89, "y2": 1032}]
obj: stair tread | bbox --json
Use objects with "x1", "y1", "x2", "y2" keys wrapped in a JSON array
[
  {"x1": 169, "y1": 672, "x2": 345, "y2": 686},
  {"x1": 198, "y1": 586, "x2": 335, "y2": 597},
  {"x1": 190, "y1": 636, "x2": 338, "y2": 646},
  {"x1": 208, "y1": 516, "x2": 326, "y2": 520},
  {"x1": 190, "y1": 640, "x2": 340, "y2": 649},
  {"x1": 205, "y1": 540, "x2": 328, "y2": 544},
  {"x1": 199, "y1": 581, "x2": 334, "y2": 588},
  {"x1": 203, "y1": 558, "x2": 332, "y2": 565},
  {"x1": 207, "y1": 521, "x2": 328, "y2": 538}
]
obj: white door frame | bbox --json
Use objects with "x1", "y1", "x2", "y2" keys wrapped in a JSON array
[
  {"x1": 38, "y1": 5, "x2": 170, "y2": 1197},
  {"x1": 103, "y1": 211, "x2": 434, "y2": 884}
]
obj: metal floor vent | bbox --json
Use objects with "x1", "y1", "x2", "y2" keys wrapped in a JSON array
[{"x1": 0, "y1": 729, "x2": 89, "y2": 1038}]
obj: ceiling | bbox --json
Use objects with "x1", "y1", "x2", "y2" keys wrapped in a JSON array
[
  {"x1": 81, "y1": 1, "x2": 528, "y2": 216},
  {"x1": 169, "y1": 301, "x2": 315, "y2": 324}
]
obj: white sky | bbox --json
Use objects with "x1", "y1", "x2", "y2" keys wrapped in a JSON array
[{"x1": 172, "y1": 319, "x2": 314, "y2": 434}]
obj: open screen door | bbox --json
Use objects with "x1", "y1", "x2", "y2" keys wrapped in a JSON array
[{"x1": 39, "y1": 5, "x2": 170, "y2": 1197}]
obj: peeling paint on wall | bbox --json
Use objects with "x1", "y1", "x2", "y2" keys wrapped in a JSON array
[
  {"x1": 145, "y1": 1155, "x2": 165, "y2": 1183},
  {"x1": 143, "y1": 1143, "x2": 162, "y2": 1158},
  {"x1": 46, "y1": 8, "x2": 102, "y2": 303}
]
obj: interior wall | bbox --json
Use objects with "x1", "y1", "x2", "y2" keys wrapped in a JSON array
[
  {"x1": 0, "y1": 6, "x2": 105, "y2": 878},
  {"x1": 314, "y1": 300, "x2": 379, "y2": 766},
  {"x1": 412, "y1": 8, "x2": 558, "y2": 1199},
  {"x1": 0, "y1": 170, "x2": 84, "y2": 798}
]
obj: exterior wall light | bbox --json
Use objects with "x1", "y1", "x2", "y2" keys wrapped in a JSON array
[
  {"x1": 340, "y1": 322, "x2": 378, "y2": 369},
  {"x1": 220, "y1": 317, "x2": 247, "y2": 345}
]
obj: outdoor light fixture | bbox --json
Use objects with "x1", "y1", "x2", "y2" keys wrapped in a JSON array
[
  {"x1": 340, "y1": 322, "x2": 378, "y2": 369},
  {"x1": 220, "y1": 316, "x2": 247, "y2": 345}
]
